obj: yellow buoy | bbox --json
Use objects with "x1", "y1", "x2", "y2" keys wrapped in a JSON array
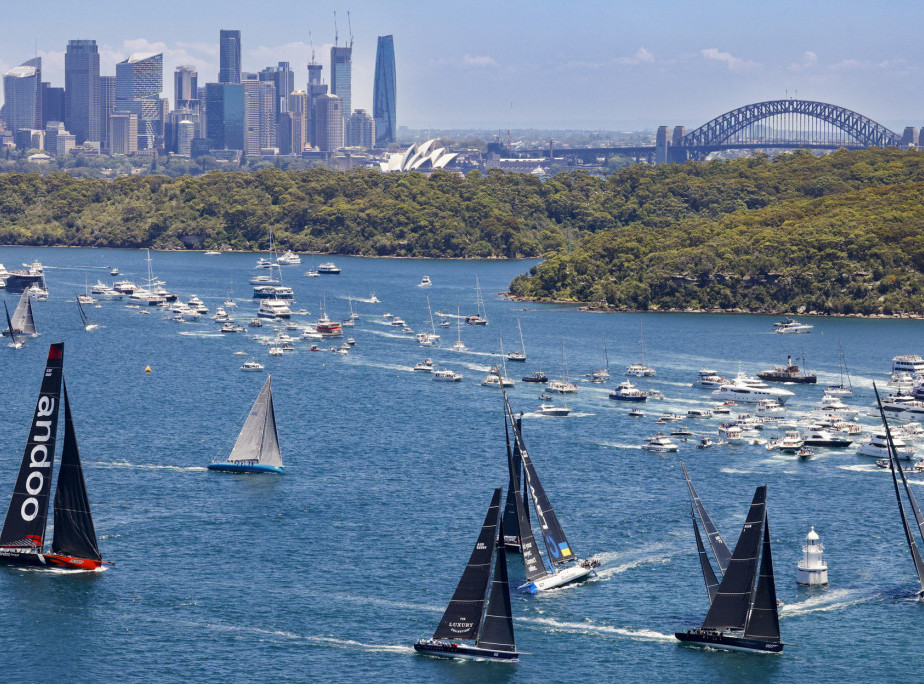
[{"x1": 145, "y1": 365, "x2": 152, "y2": 373}]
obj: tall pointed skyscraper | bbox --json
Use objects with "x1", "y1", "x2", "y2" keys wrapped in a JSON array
[
  {"x1": 373, "y1": 35, "x2": 396, "y2": 145},
  {"x1": 65, "y1": 40, "x2": 100, "y2": 144},
  {"x1": 219, "y1": 30, "x2": 242, "y2": 83}
]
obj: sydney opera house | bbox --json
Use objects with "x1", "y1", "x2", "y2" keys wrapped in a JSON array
[{"x1": 379, "y1": 139, "x2": 458, "y2": 172}]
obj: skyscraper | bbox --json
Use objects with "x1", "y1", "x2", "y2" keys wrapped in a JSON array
[
  {"x1": 2, "y1": 57, "x2": 42, "y2": 133},
  {"x1": 259, "y1": 62, "x2": 293, "y2": 115},
  {"x1": 242, "y1": 78, "x2": 276, "y2": 154},
  {"x1": 174, "y1": 66, "x2": 198, "y2": 109},
  {"x1": 40, "y1": 82, "x2": 65, "y2": 127},
  {"x1": 314, "y1": 93, "x2": 343, "y2": 152},
  {"x1": 346, "y1": 109, "x2": 375, "y2": 148},
  {"x1": 98, "y1": 75, "x2": 116, "y2": 152},
  {"x1": 373, "y1": 35, "x2": 396, "y2": 145},
  {"x1": 116, "y1": 53, "x2": 163, "y2": 149},
  {"x1": 306, "y1": 57, "x2": 326, "y2": 147},
  {"x1": 65, "y1": 40, "x2": 100, "y2": 144},
  {"x1": 219, "y1": 30, "x2": 242, "y2": 83},
  {"x1": 330, "y1": 46, "x2": 352, "y2": 125}
]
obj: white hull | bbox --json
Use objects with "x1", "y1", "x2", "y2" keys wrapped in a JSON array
[{"x1": 519, "y1": 562, "x2": 596, "y2": 593}]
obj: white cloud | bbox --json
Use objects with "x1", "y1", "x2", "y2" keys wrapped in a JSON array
[
  {"x1": 701, "y1": 47, "x2": 759, "y2": 72},
  {"x1": 789, "y1": 51, "x2": 818, "y2": 72},
  {"x1": 616, "y1": 47, "x2": 655, "y2": 65},
  {"x1": 463, "y1": 55, "x2": 497, "y2": 67}
]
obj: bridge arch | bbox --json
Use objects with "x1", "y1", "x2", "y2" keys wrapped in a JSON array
[{"x1": 680, "y1": 99, "x2": 902, "y2": 149}]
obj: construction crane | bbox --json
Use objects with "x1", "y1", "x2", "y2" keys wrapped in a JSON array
[
  {"x1": 334, "y1": 11, "x2": 338, "y2": 47},
  {"x1": 347, "y1": 11, "x2": 354, "y2": 49}
]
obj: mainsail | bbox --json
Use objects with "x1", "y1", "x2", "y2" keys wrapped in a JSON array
[
  {"x1": 743, "y1": 514, "x2": 781, "y2": 642},
  {"x1": 0, "y1": 343, "x2": 64, "y2": 547},
  {"x1": 4, "y1": 300, "x2": 20, "y2": 346},
  {"x1": 51, "y1": 381, "x2": 101, "y2": 561},
  {"x1": 8, "y1": 290, "x2": 36, "y2": 336},
  {"x1": 433, "y1": 488, "x2": 501, "y2": 641},
  {"x1": 227, "y1": 375, "x2": 282, "y2": 466},
  {"x1": 505, "y1": 409, "x2": 545, "y2": 582},
  {"x1": 691, "y1": 503, "x2": 720, "y2": 604},
  {"x1": 701, "y1": 486, "x2": 767, "y2": 632},
  {"x1": 476, "y1": 516, "x2": 517, "y2": 652},
  {"x1": 76, "y1": 297, "x2": 90, "y2": 327},
  {"x1": 681, "y1": 462, "x2": 731, "y2": 575},
  {"x1": 501, "y1": 410, "x2": 521, "y2": 538}
]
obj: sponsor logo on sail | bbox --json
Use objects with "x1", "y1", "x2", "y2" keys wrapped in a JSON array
[{"x1": 20, "y1": 395, "x2": 55, "y2": 523}]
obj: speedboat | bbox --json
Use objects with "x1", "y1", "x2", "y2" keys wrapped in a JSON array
[
  {"x1": 774, "y1": 317, "x2": 813, "y2": 333},
  {"x1": 766, "y1": 430, "x2": 803, "y2": 453},
  {"x1": 522, "y1": 371, "x2": 548, "y2": 383},
  {"x1": 276, "y1": 251, "x2": 301, "y2": 265},
  {"x1": 857, "y1": 432, "x2": 914, "y2": 460},
  {"x1": 413, "y1": 358, "x2": 434, "y2": 372},
  {"x1": 250, "y1": 274, "x2": 280, "y2": 286},
  {"x1": 643, "y1": 433, "x2": 679, "y2": 453},
  {"x1": 481, "y1": 366, "x2": 514, "y2": 388},
  {"x1": 754, "y1": 399, "x2": 786, "y2": 416},
  {"x1": 686, "y1": 408, "x2": 713, "y2": 419},
  {"x1": 304, "y1": 269, "x2": 320, "y2": 278},
  {"x1": 609, "y1": 380, "x2": 647, "y2": 401},
  {"x1": 318, "y1": 262, "x2": 341, "y2": 274},
  {"x1": 797, "y1": 446, "x2": 814, "y2": 459},
  {"x1": 418, "y1": 275, "x2": 432, "y2": 287},
  {"x1": 254, "y1": 257, "x2": 275, "y2": 269},
  {"x1": 813, "y1": 394, "x2": 858, "y2": 421},
  {"x1": 432, "y1": 369, "x2": 463, "y2": 382},
  {"x1": 657, "y1": 413, "x2": 684, "y2": 423},
  {"x1": 696, "y1": 436, "x2": 717, "y2": 449},
  {"x1": 694, "y1": 369, "x2": 728, "y2": 388},
  {"x1": 628, "y1": 408, "x2": 645, "y2": 417},
  {"x1": 536, "y1": 404, "x2": 570, "y2": 416},
  {"x1": 241, "y1": 360, "x2": 265, "y2": 371}
]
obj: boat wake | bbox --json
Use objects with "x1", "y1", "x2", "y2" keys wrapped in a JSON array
[
  {"x1": 593, "y1": 546, "x2": 678, "y2": 580},
  {"x1": 836, "y1": 464, "x2": 881, "y2": 473},
  {"x1": 342, "y1": 358, "x2": 415, "y2": 373},
  {"x1": 181, "y1": 621, "x2": 412, "y2": 654},
  {"x1": 518, "y1": 616, "x2": 674, "y2": 642},
  {"x1": 178, "y1": 331, "x2": 224, "y2": 338},
  {"x1": 90, "y1": 460, "x2": 207, "y2": 472},
  {"x1": 780, "y1": 588, "x2": 876, "y2": 617},
  {"x1": 364, "y1": 329, "x2": 412, "y2": 340},
  {"x1": 597, "y1": 442, "x2": 643, "y2": 450}
]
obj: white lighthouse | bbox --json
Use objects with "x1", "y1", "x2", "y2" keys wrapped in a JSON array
[{"x1": 797, "y1": 526, "x2": 829, "y2": 585}]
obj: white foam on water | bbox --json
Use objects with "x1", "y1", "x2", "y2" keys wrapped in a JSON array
[
  {"x1": 597, "y1": 442, "x2": 643, "y2": 450},
  {"x1": 518, "y1": 616, "x2": 674, "y2": 642},
  {"x1": 836, "y1": 463, "x2": 882, "y2": 473},
  {"x1": 90, "y1": 460, "x2": 207, "y2": 472},
  {"x1": 780, "y1": 588, "x2": 876, "y2": 617},
  {"x1": 184, "y1": 621, "x2": 412, "y2": 654},
  {"x1": 177, "y1": 331, "x2": 224, "y2": 338}
]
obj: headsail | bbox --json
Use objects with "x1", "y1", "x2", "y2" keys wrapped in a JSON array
[
  {"x1": 502, "y1": 408, "x2": 521, "y2": 538},
  {"x1": 227, "y1": 375, "x2": 282, "y2": 466},
  {"x1": 701, "y1": 486, "x2": 767, "y2": 632},
  {"x1": 4, "y1": 300, "x2": 20, "y2": 346},
  {"x1": 691, "y1": 503, "x2": 720, "y2": 604},
  {"x1": 0, "y1": 343, "x2": 64, "y2": 548},
  {"x1": 51, "y1": 382, "x2": 101, "y2": 561},
  {"x1": 476, "y1": 516, "x2": 517, "y2": 652},
  {"x1": 744, "y1": 513, "x2": 781, "y2": 642},
  {"x1": 506, "y1": 396, "x2": 574, "y2": 567},
  {"x1": 875, "y1": 383, "x2": 924, "y2": 591},
  {"x1": 506, "y1": 407, "x2": 546, "y2": 582},
  {"x1": 433, "y1": 488, "x2": 501, "y2": 641},
  {"x1": 681, "y1": 462, "x2": 731, "y2": 574},
  {"x1": 76, "y1": 296, "x2": 90, "y2": 327}
]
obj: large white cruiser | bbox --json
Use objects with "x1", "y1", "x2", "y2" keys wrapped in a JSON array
[{"x1": 711, "y1": 372, "x2": 794, "y2": 405}]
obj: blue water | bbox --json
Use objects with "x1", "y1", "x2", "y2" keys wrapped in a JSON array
[{"x1": 0, "y1": 246, "x2": 922, "y2": 681}]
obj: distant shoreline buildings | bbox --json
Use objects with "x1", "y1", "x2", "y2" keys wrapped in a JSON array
[{"x1": 0, "y1": 28, "x2": 399, "y2": 162}]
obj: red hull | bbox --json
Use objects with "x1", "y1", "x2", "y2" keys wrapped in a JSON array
[{"x1": 0, "y1": 548, "x2": 104, "y2": 570}]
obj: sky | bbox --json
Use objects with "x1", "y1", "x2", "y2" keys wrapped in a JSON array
[{"x1": 2, "y1": 0, "x2": 924, "y2": 132}]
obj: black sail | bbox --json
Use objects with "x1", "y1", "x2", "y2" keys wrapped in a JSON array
[
  {"x1": 681, "y1": 462, "x2": 731, "y2": 575},
  {"x1": 476, "y1": 516, "x2": 517, "y2": 652},
  {"x1": 744, "y1": 513, "x2": 781, "y2": 642},
  {"x1": 692, "y1": 503, "x2": 720, "y2": 604},
  {"x1": 51, "y1": 382, "x2": 101, "y2": 561},
  {"x1": 701, "y1": 486, "x2": 767, "y2": 632},
  {"x1": 510, "y1": 422, "x2": 546, "y2": 583},
  {"x1": 507, "y1": 400, "x2": 575, "y2": 567},
  {"x1": 516, "y1": 415, "x2": 530, "y2": 527},
  {"x1": 433, "y1": 488, "x2": 501, "y2": 641},
  {"x1": 0, "y1": 343, "x2": 64, "y2": 548},
  {"x1": 4, "y1": 300, "x2": 19, "y2": 346},
  {"x1": 501, "y1": 409, "x2": 521, "y2": 538}
]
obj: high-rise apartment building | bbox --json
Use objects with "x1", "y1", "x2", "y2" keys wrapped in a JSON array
[
  {"x1": 65, "y1": 40, "x2": 100, "y2": 144},
  {"x1": 41, "y1": 82, "x2": 65, "y2": 127},
  {"x1": 2, "y1": 58, "x2": 42, "y2": 132},
  {"x1": 313, "y1": 93, "x2": 343, "y2": 152},
  {"x1": 306, "y1": 58, "x2": 326, "y2": 147},
  {"x1": 373, "y1": 35, "x2": 396, "y2": 145},
  {"x1": 174, "y1": 66, "x2": 198, "y2": 109},
  {"x1": 99, "y1": 75, "x2": 116, "y2": 152},
  {"x1": 330, "y1": 46, "x2": 352, "y2": 125},
  {"x1": 177, "y1": 119, "x2": 195, "y2": 155},
  {"x1": 285, "y1": 90, "x2": 308, "y2": 154},
  {"x1": 346, "y1": 109, "x2": 375, "y2": 148},
  {"x1": 109, "y1": 112, "x2": 138, "y2": 154},
  {"x1": 116, "y1": 53, "x2": 163, "y2": 149},
  {"x1": 219, "y1": 30, "x2": 242, "y2": 83},
  {"x1": 242, "y1": 79, "x2": 276, "y2": 154}
]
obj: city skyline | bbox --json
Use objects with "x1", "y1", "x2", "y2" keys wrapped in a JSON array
[{"x1": 2, "y1": 0, "x2": 924, "y2": 132}]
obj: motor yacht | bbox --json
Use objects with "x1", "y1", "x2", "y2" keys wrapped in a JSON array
[
  {"x1": 418, "y1": 275, "x2": 432, "y2": 287},
  {"x1": 315, "y1": 313, "x2": 343, "y2": 337},
  {"x1": 892, "y1": 354, "x2": 924, "y2": 377},
  {"x1": 536, "y1": 404, "x2": 570, "y2": 416},
  {"x1": 213, "y1": 307, "x2": 230, "y2": 322},
  {"x1": 257, "y1": 299, "x2": 292, "y2": 319},
  {"x1": 413, "y1": 358, "x2": 434, "y2": 372},
  {"x1": 643, "y1": 433, "x2": 679, "y2": 453},
  {"x1": 629, "y1": 408, "x2": 645, "y2": 417},
  {"x1": 277, "y1": 251, "x2": 301, "y2": 265},
  {"x1": 112, "y1": 280, "x2": 137, "y2": 295},
  {"x1": 250, "y1": 274, "x2": 280, "y2": 286},
  {"x1": 304, "y1": 269, "x2": 320, "y2": 277},
  {"x1": 625, "y1": 362, "x2": 656, "y2": 377},
  {"x1": 754, "y1": 399, "x2": 786, "y2": 416},
  {"x1": 91, "y1": 280, "x2": 122, "y2": 299},
  {"x1": 547, "y1": 379, "x2": 578, "y2": 394},
  {"x1": 254, "y1": 257, "x2": 275, "y2": 269},
  {"x1": 811, "y1": 395, "x2": 859, "y2": 420},
  {"x1": 609, "y1": 380, "x2": 647, "y2": 402},
  {"x1": 800, "y1": 427, "x2": 853, "y2": 448},
  {"x1": 766, "y1": 430, "x2": 804, "y2": 453},
  {"x1": 694, "y1": 369, "x2": 728, "y2": 388},
  {"x1": 857, "y1": 432, "x2": 914, "y2": 460},
  {"x1": 686, "y1": 408, "x2": 713, "y2": 419},
  {"x1": 318, "y1": 262, "x2": 341, "y2": 274},
  {"x1": 432, "y1": 369, "x2": 463, "y2": 382},
  {"x1": 241, "y1": 360, "x2": 265, "y2": 371},
  {"x1": 522, "y1": 371, "x2": 548, "y2": 383},
  {"x1": 481, "y1": 366, "x2": 514, "y2": 388},
  {"x1": 711, "y1": 374, "x2": 795, "y2": 405},
  {"x1": 774, "y1": 318, "x2": 813, "y2": 334}
]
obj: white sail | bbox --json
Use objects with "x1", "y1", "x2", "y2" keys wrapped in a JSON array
[
  {"x1": 227, "y1": 375, "x2": 283, "y2": 466},
  {"x1": 11, "y1": 290, "x2": 36, "y2": 336}
]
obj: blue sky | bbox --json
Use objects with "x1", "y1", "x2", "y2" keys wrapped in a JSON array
[{"x1": 2, "y1": 0, "x2": 923, "y2": 131}]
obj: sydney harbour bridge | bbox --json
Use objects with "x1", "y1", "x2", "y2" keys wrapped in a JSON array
[{"x1": 519, "y1": 99, "x2": 909, "y2": 164}]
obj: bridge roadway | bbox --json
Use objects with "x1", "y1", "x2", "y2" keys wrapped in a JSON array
[{"x1": 517, "y1": 142, "x2": 866, "y2": 162}]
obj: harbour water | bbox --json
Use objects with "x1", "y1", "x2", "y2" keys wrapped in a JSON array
[{"x1": 0, "y1": 245, "x2": 922, "y2": 681}]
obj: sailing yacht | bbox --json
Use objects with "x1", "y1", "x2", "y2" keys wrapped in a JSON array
[
  {"x1": 675, "y1": 483, "x2": 782, "y2": 653},
  {"x1": 0, "y1": 343, "x2": 108, "y2": 570},
  {"x1": 546, "y1": 342, "x2": 577, "y2": 393},
  {"x1": 503, "y1": 394, "x2": 599, "y2": 593},
  {"x1": 4, "y1": 301, "x2": 24, "y2": 348},
  {"x1": 681, "y1": 462, "x2": 732, "y2": 605},
  {"x1": 451, "y1": 308, "x2": 466, "y2": 351},
  {"x1": 626, "y1": 323, "x2": 656, "y2": 376},
  {"x1": 465, "y1": 276, "x2": 489, "y2": 325},
  {"x1": 414, "y1": 488, "x2": 520, "y2": 662},
  {"x1": 826, "y1": 344, "x2": 854, "y2": 396},
  {"x1": 590, "y1": 336, "x2": 610, "y2": 383},
  {"x1": 76, "y1": 296, "x2": 98, "y2": 331},
  {"x1": 874, "y1": 384, "x2": 924, "y2": 597},
  {"x1": 208, "y1": 375, "x2": 284, "y2": 474},
  {"x1": 3, "y1": 289, "x2": 37, "y2": 338},
  {"x1": 507, "y1": 318, "x2": 527, "y2": 362}
]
